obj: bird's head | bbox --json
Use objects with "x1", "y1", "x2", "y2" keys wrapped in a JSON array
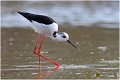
[
  {"x1": 57, "y1": 32, "x2": 77, "y2": 49},
  {"x1": 59, "y1": 32, "x2": 69, "y2": 41}
]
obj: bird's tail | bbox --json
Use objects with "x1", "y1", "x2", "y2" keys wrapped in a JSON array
[
  {"x1": 18, "y1": 11, "x2": 40, "y2": 33},
  {"x1": 17, "y1": 11, "x2": 34, "y2": 22}
]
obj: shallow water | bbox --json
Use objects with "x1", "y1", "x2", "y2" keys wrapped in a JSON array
[{"x1": 1, "y1": 27, "x2": 119, "y2": 79}]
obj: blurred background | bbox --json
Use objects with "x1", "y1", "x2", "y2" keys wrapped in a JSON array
[
  {"x1": 1, "y1": 1, "x2": 119, "y2": 28},
  {"x1": 1, "y1": 1, "x2": 119, "y2": 79}
]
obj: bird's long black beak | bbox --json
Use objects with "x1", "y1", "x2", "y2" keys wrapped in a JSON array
[{"x1": 67, "y1": 40, "x2": 77, "y2": 49}]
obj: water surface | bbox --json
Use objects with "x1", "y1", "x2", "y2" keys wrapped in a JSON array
[{"x1": 1, "y1": 27, "x2": 119, "y2": 79}]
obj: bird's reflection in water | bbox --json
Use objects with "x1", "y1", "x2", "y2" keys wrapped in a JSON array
[
  {"x1": 37, "y1": 56, "x2": 60, "y2": 80},
  {"x1": 37, "y1": 64, "x2": 41, "y2": 80}
]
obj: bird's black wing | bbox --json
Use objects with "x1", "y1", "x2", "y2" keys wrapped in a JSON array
[{"x1": 18, "y1": 11, "x2": 56, "y2": 25}]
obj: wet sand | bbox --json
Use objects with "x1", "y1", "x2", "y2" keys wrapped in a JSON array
[{"x1": 1, "y1": 27, "x2": 119, "y2": 79}]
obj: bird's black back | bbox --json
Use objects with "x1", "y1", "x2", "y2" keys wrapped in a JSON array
[{"x1": 18, "y1": 11, "x2": 56, "y2": 25}]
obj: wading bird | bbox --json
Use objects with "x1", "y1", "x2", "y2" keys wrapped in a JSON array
[{"x1": 18, "y1": 11, "x2": 77, "y2": 67}]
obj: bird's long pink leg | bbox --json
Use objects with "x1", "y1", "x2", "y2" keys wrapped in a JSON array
[
  {"x1": 37, "y1": 52, "x2": 60, "y2": 67},
  {"x1": 33, "y1": 34, "x2": 46, "y2": 65},
  {"x1": 38, "y1": 34, "x2": 46, "y2": 53},
  {"x1": 33, "y1": 34, "x2": 60, "y2": 67},
  {"x1": 37, "y1": 34, "x2": 46, "y2": 65},
  {"x1": 33, "y1": 34, "x2": 40, "y2": 53},
  {"x1": 37, "y1": 34, "x2": 60, "y2": 67},
  {"x1": 33, "y1": 34, "x2": 41, "y2": 65},
  {"x1": 33, "y1": 34, "x2": 41, "y2": 79}
]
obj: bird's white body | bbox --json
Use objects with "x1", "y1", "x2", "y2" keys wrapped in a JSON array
[
  {"x1": 30, "y1": 21, "x2": 69, "y2": 41},
  {"x1": 31, "y1": 21, "x2": 58, "y2": 37},
  {"x1": 18, "y1": 11, "x2": 77, "y2": 48}
]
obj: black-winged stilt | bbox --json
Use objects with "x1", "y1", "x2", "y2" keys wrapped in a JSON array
[{"x1": 18, "y1": 11, "x2": 77, "y2": 67}]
